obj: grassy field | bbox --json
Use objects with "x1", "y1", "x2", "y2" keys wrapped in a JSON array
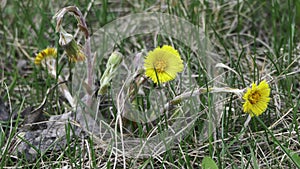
[{"x1": 0, "y1": 0, "x2": 300, "y2": 168}]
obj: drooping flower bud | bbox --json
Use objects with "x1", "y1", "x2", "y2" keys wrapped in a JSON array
[{"x1": 58, "y1": 28, "x2": 86, "y2": 62}]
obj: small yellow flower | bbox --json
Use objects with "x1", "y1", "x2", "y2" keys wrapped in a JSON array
[
  {"x1": 34, "y1": 47, "x2": 57, "y2": 65},
  {"x1": 243, "y1": 80, "x2": 271, "y2": 116},
  {"x1": 144, "y1": 45, "x2": 184, "y2": 84}
]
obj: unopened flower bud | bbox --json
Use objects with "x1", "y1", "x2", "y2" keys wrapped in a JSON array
[
  {"x1": 107, "y1": 51, "x2": 123, "y2": 67},
  {"x1": 59, "y1": 28, "x2": 86, "y2": 62},
  {"x1": 98, "y1": 52, "x2": 123, "y2": 95}
]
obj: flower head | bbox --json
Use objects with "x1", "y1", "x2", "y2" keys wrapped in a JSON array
[
  {"x1": 34, "y1": 47, "x2": 57, "y2": 65},
  {"x1": 59, "y1": 28, "x2": 86, "y2": 62},
  {"x1": 144, "y1": 45, "x2": 184, "y2": 84},
  {"x1": 243, "y1": 80, "x2": 271, "y2": 116}
]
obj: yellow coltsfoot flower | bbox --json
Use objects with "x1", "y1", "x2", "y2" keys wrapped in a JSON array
[
  {"x1": 144, "y1": 45, "x2": 184, "y2": 84},
  {"x1": 243, "y1": 80, "x2": 271, "y2": 117},
  {"x1": 34, "y1": 47, "x2": 57, "y2": 65}
]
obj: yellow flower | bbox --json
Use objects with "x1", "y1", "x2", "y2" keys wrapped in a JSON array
[
  {"x1": 144, "y1": 45, "x2": 184, "y2": 84},
  {"x1": 243, "y1": 80, "x2": 271, "y2": 116},
  {"x1": 34, "y1": 47, "x2": 57, "y2": 65}
]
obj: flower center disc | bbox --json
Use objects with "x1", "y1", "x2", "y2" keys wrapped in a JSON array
[
  {"x1": 154, "y1": 60, "x2": 167, "y2": 73},
  {"x1": 249, "y1": 91, "x2": 261, "y2": 104}
]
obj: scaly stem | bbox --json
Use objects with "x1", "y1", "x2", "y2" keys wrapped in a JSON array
[
  {"x1": 85, "y1": 36, "x2": 93, "y2": 107},
  {"x1": 54, "y1": 6, "x2": 94, "y2": 107}
]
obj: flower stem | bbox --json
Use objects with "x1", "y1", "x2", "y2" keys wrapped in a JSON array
[{"x1": 169, "y1": 87, "x2": 244, "y2": 106}]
